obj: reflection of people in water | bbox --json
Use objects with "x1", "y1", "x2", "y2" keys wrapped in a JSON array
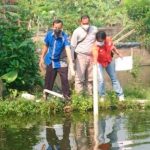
[
  {"x1": 98, "y1": 115, "x2": 118, "y2": 150},
  {"x1": 75, "y1": 122, "x2": 90, "y2": 150},
  {"x1": 99, "y1": 115, "x2": 116, "y2": 144},
  {"x1": 98, "y1": 114, "x2": 125, "y2": 150},
  {"x1": 46, "y1": 117, "x2": 71, "y2": 150}
]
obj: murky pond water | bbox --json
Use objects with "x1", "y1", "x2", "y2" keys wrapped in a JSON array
[{"x1": 0, "y1": 110, "x2": 150, "y2": 150}]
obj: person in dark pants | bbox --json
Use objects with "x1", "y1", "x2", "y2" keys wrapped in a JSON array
[
  {"x1": 39, "y1": 19, "x2": 75, "y2": 101},
  {"x1": 46, "y1": 116, "x2": 71, "y2": 150}
]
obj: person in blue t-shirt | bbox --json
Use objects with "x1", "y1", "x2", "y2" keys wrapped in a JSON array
[{"x1": 39, "y1": 19, "x2": 75, "y2": 101}]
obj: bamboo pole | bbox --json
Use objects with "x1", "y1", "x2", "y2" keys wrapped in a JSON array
[
  {"x1": 112, "y1": 26, "x2": 129, "y2": 40},
  {"x1": 114, "y1": 29, "x2": 135, "y2": 44}
]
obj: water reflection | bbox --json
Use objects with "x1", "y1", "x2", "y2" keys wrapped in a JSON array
[
  {"x1": 93, "y1": 113, "x2": 99, "y2": 150},
  {"x1": 46, "y1": 116, "x2": 71, "y2": 150},
  {"x1": 1, "y1": 111, "x2": 150, "y2": 150},
  {"x1": 98, "y1": 113, "x2": 127, "y2": 150},
  {"x1": 38, "y1": 113, "x2": 126, "y2": 150},
  {"x1": 75, "y1": 120, "x2": 95, "y2": 150},
  {"x1": 0, "y1": 116, "x2": 42, "y2": 150}
]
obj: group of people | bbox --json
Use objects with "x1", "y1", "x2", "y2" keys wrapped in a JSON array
[{"x1": 39, "y1": 15, "x2": 125, "y2": 102}]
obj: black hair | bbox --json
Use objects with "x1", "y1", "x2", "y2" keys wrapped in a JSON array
[
  {"x1": 96, "y1": 31, "x2": 107, "y2": 41},
  {"x1": 52, "y1": 19, "x2": 63, "y2": 26},
  {"x1": 81, "y1": 15, "x2": 90, "y2": 21}
]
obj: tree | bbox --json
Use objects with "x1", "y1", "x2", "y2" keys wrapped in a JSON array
[
  {"x1": 15, "y1": 0, "x2": 129, "y2": 34},
  {"x1": 125, "y1": 0, "x2": 150, "y2": 49}
]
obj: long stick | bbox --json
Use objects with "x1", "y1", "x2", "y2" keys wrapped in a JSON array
[
  {"x1": 93, "y1": 64, "x2": 99, "y2": 116},
  {"x1": 93, "y1": 64, "x2": 99, "y2": 149},
  {"x1": 114, "y1": 29, "x2": 135, "y2": 44},
  {"x1": 112, "y1": 26, "x2": 129, "y2": 40}
]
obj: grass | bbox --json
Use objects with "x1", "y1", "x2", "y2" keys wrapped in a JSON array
[
  {"x1": 0, "y1": 86, "x2": 150, "y2": 117},
  {"x1": 124, "y1": 86, "x2": 150, "y2": 100}
]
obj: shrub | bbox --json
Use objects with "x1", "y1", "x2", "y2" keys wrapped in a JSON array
[{"x1": 0, "y1": 3, "x2": 41, "y2": 91}]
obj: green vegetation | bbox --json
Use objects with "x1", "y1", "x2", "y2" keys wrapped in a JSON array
[
  {"x1": 125, "y1": 0, "x2": 150, "y2": 49},
  {"x1": 0, "y1": 0, "x2": 150, "y2": 113},
  {"x1": 0, "y1": 99, "x2": 64, "y2": 116},
  {"x1": 0, "y1": 115, "x2": 42, "y2": 150},
  {"x1": 0, "y1": 86, "x2": 149, "y2": 117},
  {"x1": 15, "y1": 0, "x2": 129, "y2": 33},
  {"x1": 0, "y1": 1, "x2": 42, "y2": 94},
  {"x1": 127, "y1": 110, "x2": 150, "y2": 138},
  {"x1": 124, "y1": 86, "x2": 150, "y2": 100}
]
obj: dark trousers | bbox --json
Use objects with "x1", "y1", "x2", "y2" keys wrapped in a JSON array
[{"x1": 44, "y1": 64, "x2": 70, "y2": 97}]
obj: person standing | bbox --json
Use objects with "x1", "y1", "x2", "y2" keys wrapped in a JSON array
[
  {"x1": 92, "y1": 31, "x2": 124, "y2": 101},
  {"x1": 71, "y1": 15, "x2": 97, "y2": 95},
  {"x1": 39, "y1": 19, "x2": 75, "y2": 101}
]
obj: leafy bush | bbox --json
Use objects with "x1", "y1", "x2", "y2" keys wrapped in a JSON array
[{"x1": 0, "y1": 4, "x2": 41, "y2": 91}]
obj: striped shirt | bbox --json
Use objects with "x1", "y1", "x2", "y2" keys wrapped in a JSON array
[{"x1": 44, "y1": 31, "x2": 70, "y2": 68}]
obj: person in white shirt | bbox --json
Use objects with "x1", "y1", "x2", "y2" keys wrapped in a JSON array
[{"x1": 71, "y1": 15, "x2": 97, "y2": 95}]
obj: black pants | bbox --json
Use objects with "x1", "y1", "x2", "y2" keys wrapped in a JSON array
[{"x1": 44, "y1": 64, "x2": 70, "y2": 97}]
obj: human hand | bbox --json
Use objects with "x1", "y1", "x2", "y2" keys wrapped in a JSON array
[
  {"x1": 69, "y1": 63, "x2": 75, "y2": 77},
  {"x1": 118, "y1": 53, "x2": 123, "y2": 59},
  {"x1": 39, "y1": 57, "x2": 45, "y2": 71}
]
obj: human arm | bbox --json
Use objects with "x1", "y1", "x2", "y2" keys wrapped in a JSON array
[
  {"x1": 108, "y1": 37, "x2": 123, "y2": 58},
  {"x1": 92, "y1": 44, "x2": 98, "y2": 64},
  {"x1": 112, "y1": 46, "x2": 123, "y2": 58},
  {"x1": 70, "y1": 30, "x2": 78, "y2": 61},
  {"x1": 39, "y1": 32, "x2": 50, "y2": 70},
  {"x1": 70, "y1": 30, "x2": 78, "y2": 51},
  {"x1": 65, "y1": 46, "x2": 75, "y2": 76},
  {"x1": 39, "y1": 45, "x2": 48, "y2": 70},
  {"x1": 64, "y1": 34, "x2": 75, "y2": 76}
]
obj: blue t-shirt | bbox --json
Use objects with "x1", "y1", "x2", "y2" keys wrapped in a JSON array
[{"x1": 44, "y1": 31, "x2": 70, "y2": 68}]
